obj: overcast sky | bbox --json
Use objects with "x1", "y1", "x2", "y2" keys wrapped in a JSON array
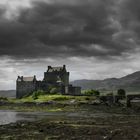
[{"x1": 0, "y1": 0, "x2": 140, "y2": 89}]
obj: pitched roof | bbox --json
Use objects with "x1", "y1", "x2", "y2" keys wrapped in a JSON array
[
  {"x1": 48, "y1": 67, "x2": 63, "y2": 72},
  {"x1": 23, "y1": 77, "x2": 35, "y2": 81}
]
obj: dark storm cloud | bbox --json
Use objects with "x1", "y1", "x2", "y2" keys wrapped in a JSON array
[
  {"x1": 118, "y1": 0, "x2": 140, "y2": 40},
  {"x1": 0, "y1": 0, "x2": 138, "y2": 58}
]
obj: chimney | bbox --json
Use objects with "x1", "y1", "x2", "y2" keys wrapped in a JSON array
[
  {"x1": 63, "y1": 65, "x2": 66, "y2": 69},
  {"x1": 33, "y1": 75, "x2": 36, "y2": 82},
  {"x1": 17, "y1": 76, "x2": 20, "y2": 81},
  {"x1": 34, "y1": 75, "x2": 36, "y2": 79},
  {"x1": 48, "y1": 66, "x2": 51, "y2": 69},
  {"x1": 21, "y1": 76, "x2": 23, "y2": 81}
]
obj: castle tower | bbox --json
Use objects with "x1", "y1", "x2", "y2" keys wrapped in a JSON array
[{"x1": 43, "y1": 65, "x2": 69, "y2": 86}]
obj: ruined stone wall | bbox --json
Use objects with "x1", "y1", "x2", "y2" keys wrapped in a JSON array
[
  {"x1": 62, "y1": 85, "x2": 81, "y2": 95},
  {"x1": 74, "y1": 87, "x2": 82, "y2": 95},
  {"x1": 35, "y1": 81, "x2": 49, "y2": 91},
  {"x1": 16, "y1": 81, "x2": 36, "y2": 98},
  {"x1": 68, "y1": 86, "x2": 81, "y2": 95}
]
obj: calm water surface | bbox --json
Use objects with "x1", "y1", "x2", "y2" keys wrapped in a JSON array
[
  {"x1": 0, "y1": 110, "x2": 63, "y2": 125},
  {"x1": 0, "y1": 110, "x2": 139, "y2": 125}
]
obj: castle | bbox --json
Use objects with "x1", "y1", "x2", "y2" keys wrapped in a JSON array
[{"x1": 16, "y1": 65, "x2": 81, "y2": 98}]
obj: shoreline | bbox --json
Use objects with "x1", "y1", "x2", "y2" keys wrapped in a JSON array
[
  {"x1": 0, "y1": 106, "x2": 140, "y2": 140},
  {"x1": 0, "y1": 97, "x2": 140, "y2": 139}
]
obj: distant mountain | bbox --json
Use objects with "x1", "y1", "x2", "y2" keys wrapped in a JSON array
[
  {"x1": 0, "y1": 90, "x2": 16, "y2": 98},
  {"x1": 71, "y1": 71, "x2": 140, "y2": 91}
]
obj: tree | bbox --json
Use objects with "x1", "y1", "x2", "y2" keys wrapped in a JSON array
[
  {"x1": 84, "y1": 89, "x2": 100, "y2": 96},
  {"x1": 32, "y1": 90, "x2": 45, "y2": 100},
  {"x1": 117, "y1": 89, "x2": 126, "y2": 96}
]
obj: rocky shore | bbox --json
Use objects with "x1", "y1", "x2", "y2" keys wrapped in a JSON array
[
  {"x1": 0, "y1": 102, "x2": 140, "y2": 140},
  {"x1": 0, "y1": 112, "x2": 140, "y2": 140},
  {"x1": 0, "y1": 96, "x2": 140, "y2": 140}
]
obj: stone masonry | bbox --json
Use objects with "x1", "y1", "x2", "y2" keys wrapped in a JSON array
[{"x1": 16, "y1": 65, "x2": 81, "y2": 98}]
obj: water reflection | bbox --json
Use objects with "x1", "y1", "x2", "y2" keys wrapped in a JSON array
[
  {"x1": 0, "y1": 110, "x2": 139, "y2": 125},
  {"x1": 0, "y1": 110, "x2": 66, "y2": 125},
  {"x1": 0, "y1": 110, "x2": 43, "y2": 125}
]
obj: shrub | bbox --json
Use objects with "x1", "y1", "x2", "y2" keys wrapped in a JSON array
[
  {"x1": 84, "y1": 89, "x2": 100, "y2": 96},
  {"x1": 117, "y1": 89, "x2": 126, "y2": 96},
  {"x1": 0, "y1": 97, "x2": 8, "y2": 101},
  {"x1": 32, "y1": 93, "x2": 38, "y2": 100},
  {"x1": 85, "y1": 97, "x2": 90, "y2": 100},
  {"x1": 53, "y1": 96, "x2": 69, "y2": 101},
  {"x1": 50, "y1": 88, "x2": 58, "y2": 94},
  {"x1": 32, "y1": 90, "x2": 45, "y2": 100}
]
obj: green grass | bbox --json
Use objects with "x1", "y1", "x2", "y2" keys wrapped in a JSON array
[
  {"x1": 35, "y1": 95, "x2": 74, "y2": 102},
  {"x1": 0, "y1": 105, "x2": 67, "y2": 112},
  {"x1": 2, "y1": 93, "x2": 97, "y2": 112},
  {"x1": 8, "y1": 94, "x2": 97, "y2": 104}
]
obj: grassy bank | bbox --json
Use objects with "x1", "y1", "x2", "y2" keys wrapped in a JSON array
[
  {"x1": 0, "y1": 94, "x2": 98, "y2": 112},
  {"x1": 0, "y1": 92, "x2": 140, "y2": 114},
  {"x1": 8, "y1": 94, "x2": 97, "y2": 104},
  {"x1": 1, "y1": 94, "x2": 140, "y2": 139}
]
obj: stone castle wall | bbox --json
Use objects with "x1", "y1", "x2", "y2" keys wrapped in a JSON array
[
  {"x1": 68, "y1": 85, "x2": 81, "y2": 96},
  {"x1": 16, "y1": 65, "x2": 81, "y2": 98},
  {"x1": 16, "y1": 81, "x2": 36, "y2": 98},
  {"x1": 44, "y1": 71, "x2": 69, "y2": 86}
]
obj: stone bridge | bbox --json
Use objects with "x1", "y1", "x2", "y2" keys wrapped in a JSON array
[
  {"x1": 100, "y1": 94, "x2": 140, "y2": 107},
  {"x1": 126, "y1": 94, "x2": 140, "y2": 107},
  {"x1": 99, "y1": 95, "x2": 125, "y2": 105}
]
